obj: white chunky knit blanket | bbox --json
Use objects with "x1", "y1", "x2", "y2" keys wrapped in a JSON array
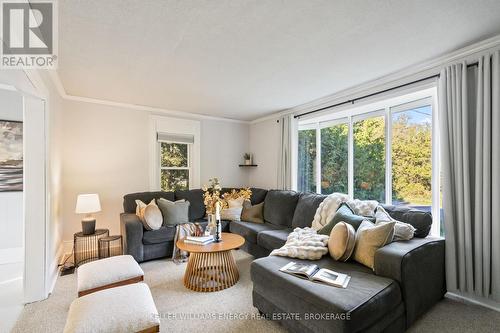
[
  {"x1": 311, "y1": 193, "x2": 349, "y2": 230},
  {"x1": 270, "y1": 227, "x2": 329, "y2": 260},
  {"x1": 310, "y1": 193, "x2": 380, "y2": 231}
]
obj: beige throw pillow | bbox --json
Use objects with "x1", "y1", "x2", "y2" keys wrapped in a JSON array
[
  {"x1": 375, "y1": 206, "x2": 415, "y2": 241},
  {"x1": 135, "y1": 199, "x2": 163, "y2": 230},
  {"x1": 241, "y1": 199, "x2": 264, "y2": 223},
  {"x1": 221, "y1": 198, "x2": 244, "y2": 221},
  {"x1": 328, "y1": 222, "x2": 356, "y2": 261},
  {"x1": 353, "y1": 220, "x2": 395, "y2": 270}
]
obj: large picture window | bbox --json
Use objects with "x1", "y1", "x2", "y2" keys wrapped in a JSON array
[
  {"x1": 320, "y1": 121, "x2": 348, "y2": 194},
  {"x1": 297, "y1": 88, "x2": 439, "y2": 234}
]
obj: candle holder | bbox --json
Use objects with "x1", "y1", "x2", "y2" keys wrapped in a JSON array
[{"x1": 214, "y1": 219, "x2": 222, "y2": 243}]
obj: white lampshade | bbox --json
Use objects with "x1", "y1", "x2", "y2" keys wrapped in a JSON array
[{"x1": 75, "y1": 194, "x2": 101, "y2": 214}]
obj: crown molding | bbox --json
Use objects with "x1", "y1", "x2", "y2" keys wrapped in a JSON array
[
  {"x1": 250, "y1": 33, "x2": 500, "y2": 124},
  {"x1": 47, "y1": 71, "x2": 250, "y2": 124}
]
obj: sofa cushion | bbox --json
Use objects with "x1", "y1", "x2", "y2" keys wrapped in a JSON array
[
  {"x1": 123, "y1": 191, "x2": 175, "y2": 214},
  {"x1": 229, "y1": 221, "x2": 284, "y2": 244},
  {"x1": 174, "y1": 189, "x2": 205, "y2": 221},
  {"x1": 257, "y1": 229, "x2": 292, "y2": 250},
  {"x1": 263, "y1": 190, "x2": 300, "y2": 227},
  {"x1": 142, "y1": 226, "x2": 176, "y2": 245},
  {"x1": 251, "y1": 255, "x2": 402, "y2": 333},
  {"x1": 250, "y1": 188, "x2": 268, "y2": 204},
  {"x1": 291, "y1": 192, "x2": 327, "y2": 228},
  {"x1": 381, "y1": 205, "x2": 432, "y2": 238}
]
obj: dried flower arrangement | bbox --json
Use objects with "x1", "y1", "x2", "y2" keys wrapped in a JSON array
[
  {"x1": 222, "y1": 188, "x2": 252, "y2": 202},
  {"x1": 202, "y1": 177, "x2": 227, "y2": 214}
]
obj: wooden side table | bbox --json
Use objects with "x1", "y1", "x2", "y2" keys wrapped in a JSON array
[
  {"x1": 74, "y1": 229, "x2": 109, "y2": 267},
  {"x1": 176, "y1": 233, "x2": 245, "y2": 292}
]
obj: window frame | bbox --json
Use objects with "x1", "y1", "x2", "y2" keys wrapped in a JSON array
[
  {"x1": 297, "y1": 87, "x2": 440, "y2": 235},
  {"x1": 158, "y1": 141, "x2": 192, "y2": 191},
  {"x1": 149, "y1": 115, "x2": 201, "y2": 191}
]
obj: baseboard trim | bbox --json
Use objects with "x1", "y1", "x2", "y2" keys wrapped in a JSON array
[
  {"x1": 446, "y1": 292, "x2": 500, "y2": 313},
  {"x1": 47, "y1": 243, "x2": 64, "y2": 294}
]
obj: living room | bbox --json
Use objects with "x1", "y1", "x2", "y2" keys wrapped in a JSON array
[{"x1": 1, "y1": 0, "x2": 500, "y2": 332}]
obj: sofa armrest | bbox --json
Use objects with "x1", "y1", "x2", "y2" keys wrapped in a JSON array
[
  {"x1": 120, "y1": 213, "x2": 144, "y2": 262},
  {"x1": 374, "y1": 237, "x2": 445, "y2": 327}
]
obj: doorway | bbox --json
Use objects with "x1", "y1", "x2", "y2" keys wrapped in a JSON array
[{"x1": 0, "y1": 72, "x2": 47, "y2": 331}]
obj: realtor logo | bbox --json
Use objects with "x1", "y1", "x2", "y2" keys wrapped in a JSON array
[{"x1": 1, "y1": 0, "x2": 57, "y2": 68}]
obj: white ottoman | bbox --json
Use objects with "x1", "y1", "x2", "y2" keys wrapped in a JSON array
[
  {"x1": 77, "y1": 255, "x2": 144, "y2": 297},
  {"x1": 64, "y1": 283, "x2": 160, "y2": 333}
]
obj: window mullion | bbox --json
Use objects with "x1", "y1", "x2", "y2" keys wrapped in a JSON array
[
  {"x1": 385, "y1": 107, "x2": 392, "y2": 205},
  {"x1": 348, "y1": 116, "x2": 354, "y2": 199},
  {"x1": 316, "y1": 125, "x2": 321, "y2": 194}
]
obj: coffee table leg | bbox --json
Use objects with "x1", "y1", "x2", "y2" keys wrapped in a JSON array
[{"x1": 184, "y1": 250, "x2": 239, "y2": 292}]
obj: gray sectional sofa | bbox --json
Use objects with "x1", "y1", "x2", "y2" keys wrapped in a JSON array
[{"x1": 120, "y1": 188, "x2": 445, "y2": 332}]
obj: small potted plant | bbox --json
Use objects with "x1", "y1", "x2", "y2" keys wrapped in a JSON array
[{"x1": 243, "y1": 153, "x2": 252, "y2": 165}]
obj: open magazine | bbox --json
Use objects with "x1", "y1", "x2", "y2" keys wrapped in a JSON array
[{"x1": 279, "y1": 262, "x2": 351, "y2": 288}]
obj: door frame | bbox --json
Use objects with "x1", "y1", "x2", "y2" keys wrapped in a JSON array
[{"x1": 0, "y1": 69, "x2": 50, "y2": 302}]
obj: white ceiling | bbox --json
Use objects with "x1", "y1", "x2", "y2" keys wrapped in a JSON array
[{"x1": 58, "y1": 0, "x2": 500, "y2": 121}]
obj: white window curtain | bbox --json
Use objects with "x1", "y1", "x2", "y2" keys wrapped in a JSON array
[
  {"x1": 277, "y1": 114, "x2": 296, "y2": 190},
  {"x1": 439, "y1": 51, "x2": 500, "y2": 300}
]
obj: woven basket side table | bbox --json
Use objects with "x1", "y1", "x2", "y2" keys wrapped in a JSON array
[{"x1": 74, "y1": 229, "x2": 109, "y2": 267}]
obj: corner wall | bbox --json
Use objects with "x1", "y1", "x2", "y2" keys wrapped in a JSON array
[{"x1": 248, "y1": 118, "x2": 280, "y2": 189}]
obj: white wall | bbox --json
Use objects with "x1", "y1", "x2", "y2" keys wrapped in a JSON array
[
  {"x1": 60, "y1": 100, "x2": 250, "y2": 249},
  {"x1": 200, "y1": 119, "x2": 249, "y2": 187},
  {"x1": 0, "y1": 89, "x2": 23, "y2": 260},
  {"x1": 248, "y1": 118, "x2": 279, "y2": 189}
]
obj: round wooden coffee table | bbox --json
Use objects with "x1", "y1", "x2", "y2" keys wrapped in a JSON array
[{"x1": 176, "y1": 232, "x2": 245, "y2": 292}]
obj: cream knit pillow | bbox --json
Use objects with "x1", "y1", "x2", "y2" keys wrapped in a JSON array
[{"x1": 353, "y1": 220, "x2": 395, "y2": 270}]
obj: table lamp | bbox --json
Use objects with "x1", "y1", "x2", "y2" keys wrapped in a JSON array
[{"x1": 75, "y1": 194, "x2": 101, "y2": 235}]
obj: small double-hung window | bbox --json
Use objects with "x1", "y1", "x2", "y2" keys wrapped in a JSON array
[{"x1": 157, "y1": 133, "x2": 194, "y2": 191}]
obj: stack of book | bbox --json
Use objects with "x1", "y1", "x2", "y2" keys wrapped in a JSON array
[{"x1": 183, "y1": 235, "x2": 214, "y2": 245}]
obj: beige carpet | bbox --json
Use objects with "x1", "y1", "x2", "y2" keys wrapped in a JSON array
[{"x1": 12, "y1": 250, "x2": 500, "y2": 333}]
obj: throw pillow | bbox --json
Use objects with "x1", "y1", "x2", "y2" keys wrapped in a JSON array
[
  {"x1": 353, "y1": 220, "x2": 395, "y2": 270},
  {"x1": 241, "y1": 199, "x2": 264, "y2": 223},
  {"x1": 221, "y1": 198, "x2": 244, "y2": 221},
  {"x1": 157, "y1": 198, "x2": 190, "y2": 226},
  {"x1": 328, "y1": 222, "x2": 356, "y2": 261},
  {"x1": 375, "y1": 206, "x2": 415, "y2": 241},
  {"x1": 318, "y1": 203, "x2": 375, "y2": 235},
  {"x1": 135, "y1": 199, "x2": 163, "y2": 230}
]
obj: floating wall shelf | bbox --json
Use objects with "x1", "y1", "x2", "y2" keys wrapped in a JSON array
[{"x1": 238, "y1": 164, "x2": 258, "y2": 167}]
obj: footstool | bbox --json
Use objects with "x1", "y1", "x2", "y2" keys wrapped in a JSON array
[
  {"x1": 64, "y1": 283, "x2": 160, "y2": 333},
  {"x1": 77, "y1": 254, "x2": 144, "y2": 297}
]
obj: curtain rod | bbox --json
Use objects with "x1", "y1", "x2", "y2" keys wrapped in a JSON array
[{"x1": 293, "y1": 61, "x2": 479, "y2": 119}]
